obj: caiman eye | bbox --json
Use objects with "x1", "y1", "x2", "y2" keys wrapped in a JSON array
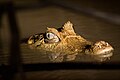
[
  {"x1": 46, "y1": 33, "x2": 55, "y2": 39},
  {"x1": 45, "y1": 32, "x2": 60, "y2": 43}
]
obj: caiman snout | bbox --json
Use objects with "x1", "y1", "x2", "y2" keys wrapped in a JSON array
[{"x1": 92, "y1": 41, "x2": 114, "y2": 61}]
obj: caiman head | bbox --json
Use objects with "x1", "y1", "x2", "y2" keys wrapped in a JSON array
[{"x1": 27, "y1": 21, "x2": 114, "y2": 62}]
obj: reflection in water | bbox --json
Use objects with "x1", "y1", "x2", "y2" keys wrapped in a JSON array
[{"x1": 20, "y1": 44, "x2": 114, "y2": 63}]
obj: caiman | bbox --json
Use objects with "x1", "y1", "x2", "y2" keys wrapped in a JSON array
[{"x1": 27, "y1": 21, "x2": 114, "y2": 62}]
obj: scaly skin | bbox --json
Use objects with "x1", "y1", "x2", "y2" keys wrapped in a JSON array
[{"x1": 27, "y1": 21, "x2": 114, "y2": 62}]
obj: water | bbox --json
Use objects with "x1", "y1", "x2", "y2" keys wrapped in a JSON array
[{"x1": 1, "y1": 6, "x2": 120, "y2": 80}]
